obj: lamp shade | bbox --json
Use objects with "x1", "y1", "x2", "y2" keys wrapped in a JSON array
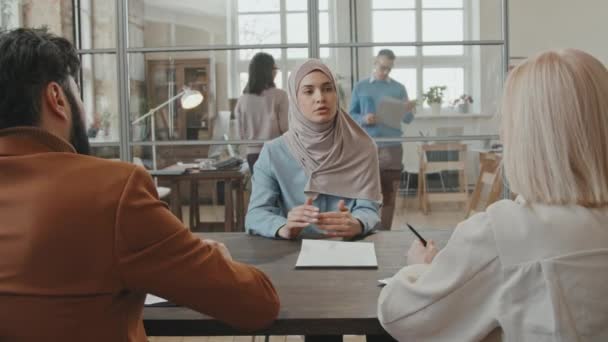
[{"x1": 180, "y1": 88, "x2": 204, "y2": 109}]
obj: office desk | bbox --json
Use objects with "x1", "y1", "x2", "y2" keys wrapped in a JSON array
[
  {"x1": 152, "y1": 166, "x2": 246, "y2": 232},
  {"x1": 143, "y1": 229, "x2": 453, "y2": 337}
]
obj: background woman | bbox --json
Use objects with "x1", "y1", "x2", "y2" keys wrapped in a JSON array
[{"x1": 235, "y1": 52, "x2": 288, "y2": 172}]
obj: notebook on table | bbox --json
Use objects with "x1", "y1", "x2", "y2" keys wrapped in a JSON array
[{"x1": 295, "y1": 239, "x2": 378, "y2": 268}]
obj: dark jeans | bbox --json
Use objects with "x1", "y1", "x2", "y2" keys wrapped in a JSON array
[
  {"x1": 377, "y1": 145, "x2": 403, "y2": 230},
  {"x1": 247, "y1": 153, "x2": 260, "y2": 174},
  {"x1": 380, "y1": 169, "x2": 402, "y2": 230}
]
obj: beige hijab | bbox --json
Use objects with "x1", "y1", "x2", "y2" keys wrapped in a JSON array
[{"x1": 283, "y1": 59, "x2": 382, "y2": 203}]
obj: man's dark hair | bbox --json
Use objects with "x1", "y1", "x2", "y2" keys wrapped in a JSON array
[
  {"x1": 0, "y1": 27, "x2": 80, "y2": 129},
  {"x1": 377, "y1": 49, "x2": 396, "y2": 60},
  {"x1": 243, "y1": 52, "x2": 276, "y2": 95}
]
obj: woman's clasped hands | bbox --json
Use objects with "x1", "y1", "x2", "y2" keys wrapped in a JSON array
[{"x1": 277, "y1": 198, "x2": 363, "y2": 239}]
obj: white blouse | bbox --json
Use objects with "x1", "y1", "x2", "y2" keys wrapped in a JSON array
[{"x1": 378, "y1": 199, "x2": 608, "y2": 341}]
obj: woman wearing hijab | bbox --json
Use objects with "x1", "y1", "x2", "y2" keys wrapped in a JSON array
[
  {"x1": 245, "y1": 59, "x2": 382, "y2": 240},
  {"x1": 235, "y1": 52, "x2": 288, "y2": 172}
]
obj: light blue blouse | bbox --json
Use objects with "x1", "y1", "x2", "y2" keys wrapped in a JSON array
[{"x1": 245, "y1": 136, "x2": 381, "y2": 239}]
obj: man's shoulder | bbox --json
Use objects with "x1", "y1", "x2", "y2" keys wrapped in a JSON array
[
  {"x1": 389, "y1": 78, "x2": 406, "y2": 89},
  {"x1": 354, "y1": 77, "x2": 372, "y2": 88},
  {"x1": 60, "y1": 154, "x2": 141, "y2": 183}
]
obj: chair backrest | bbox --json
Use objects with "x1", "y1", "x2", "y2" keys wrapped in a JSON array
[
  {"x1": 402, "y1": 142, "x2": 422, "y2": 174},
  {"x1": 435, "y1": 126, "x2": 464, "y2": 138},
  {"x1": 466, "y1": 154, "x2": 502, "y2": 217},
  {"x1": 420, "y1": 143, "x2": 467, "y2": 174},
  {"x1": 418, "y1": 143, "x2": 469, "y2": 215}
]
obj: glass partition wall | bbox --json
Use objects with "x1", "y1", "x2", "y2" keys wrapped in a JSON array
[{"x1": 7, "y1": 0, "x2": 508, "y2": 230}]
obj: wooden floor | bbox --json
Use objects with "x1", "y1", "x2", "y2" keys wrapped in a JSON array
[{"x1": 152, "y1": 194, "x2": 466, "y2": 342}]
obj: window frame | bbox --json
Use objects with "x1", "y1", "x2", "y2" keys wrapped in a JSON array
[{"x1": 370, "y1": 0, "x2": 471, "y2": 104}]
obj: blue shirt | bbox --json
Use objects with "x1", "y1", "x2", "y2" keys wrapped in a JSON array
[
  {"x1": 245, "y1": 136, "x2": 381, "y2": 239},
  {"x1": 349, "y1": 77, "x2": 414, "y2": 145}
]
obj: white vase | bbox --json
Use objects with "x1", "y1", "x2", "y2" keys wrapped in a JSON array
[
  {"x1": 430, "y1": 103, "x2": 441, "y2": 115},
  {"x1": 457, "y1": 103, "x2": 469, "y2": 113}
]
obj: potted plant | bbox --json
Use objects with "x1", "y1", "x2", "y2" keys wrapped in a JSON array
[
  {"x1": 451, "y1": 94, "x2": 474, "y2": 113},
  {"x1": 422, "y1": 86, "x2": 447, "y2": 115}
]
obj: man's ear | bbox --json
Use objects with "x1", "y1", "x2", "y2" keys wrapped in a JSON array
[{"x1": 43, "y1": 81, "x2": 70, "y2": 123}]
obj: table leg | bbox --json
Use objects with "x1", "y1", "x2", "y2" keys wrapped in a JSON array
[
  {"x1": 189, "y1": 180, "x2": 199, "y2": 230},
  {"x1": 224, "y1": 180, "x2": 234, "y2": 232},
  {"x1": 235, "y1": 178, "x2": 244, "y2": 232},
  {"x1": 170, "y1": 179, "x2": 182, "y2": 221}
]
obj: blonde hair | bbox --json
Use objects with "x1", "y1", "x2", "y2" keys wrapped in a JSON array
[{"x1": 501, "y1": 49, "x2": 608, "y2": 207}]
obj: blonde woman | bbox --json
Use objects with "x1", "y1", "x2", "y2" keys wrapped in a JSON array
[{"x1": 378, "y1": 49, "x2": 608, "y2": 341}]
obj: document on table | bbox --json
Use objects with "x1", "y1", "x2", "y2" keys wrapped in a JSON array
[
  {"x1": 295, "y1": 239, "x2": 378, "y2": 268},
  {"x1": 145, "y1": 294, "x2": 168, "y2": 305},
  {"x1": 378, "y1": 277, "x2": 392, "y2": 286}
]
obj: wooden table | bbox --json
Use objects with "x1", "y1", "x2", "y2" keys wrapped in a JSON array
[
  {"x1": 152, "y1": 166, "x2": 246, "y2": 232},
  {"x1": 143, "y1": 229, "x2": 453, "y2": 337}
]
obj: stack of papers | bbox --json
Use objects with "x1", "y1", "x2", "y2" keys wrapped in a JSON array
[
  {"x1": 145, "y1": 294, "x2": 168, "y2": 305},
  {"x1": 295, "y1": 239, "x2": 378, "y2": 268}
]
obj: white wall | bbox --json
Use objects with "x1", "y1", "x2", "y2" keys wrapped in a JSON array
[{"x1": 509, "y1": 0, "x2": 608, "y2": 64}]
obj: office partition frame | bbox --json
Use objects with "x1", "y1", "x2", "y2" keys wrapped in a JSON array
[{"x1": 74, "y1": 0, "x2": 509, "y2": 173}]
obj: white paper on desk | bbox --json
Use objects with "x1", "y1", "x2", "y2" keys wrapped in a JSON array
[
  {"x1": 145, "y1": 294, "x2": 168, "y2": 305},
  {"x1": 295, "y1": 239, "x2": 378, "y2": 268},
  {"x1": 378, "y1": 277, "x2": 392, "y2": 286}
]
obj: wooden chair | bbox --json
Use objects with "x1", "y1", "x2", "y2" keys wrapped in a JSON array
[
  {"x1": 419, "y1": 143, "x2": 469, "y2": 215},
  {"x1": 466, "y1": 154, "x2": 503, "y2": 217},
  {"x1": 401, "y1": 141, "x2": 446, "y2": 201}
]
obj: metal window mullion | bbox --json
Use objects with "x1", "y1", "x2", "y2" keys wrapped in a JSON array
[
  {"x1": 308, "y1": 0, "x2": 319, "y2": 59},
  {"x1": 463, "y1": 0, "x2": 471, "y2": 95},
  {"x1": 420, "y1": 7, "x2": 463, "y2": 11},
  {"x1": 127, "y1": 134, "x2": 500, "y2": 146},
  {"x1": 350, "y1": 0, "x2": 357, "y2": 86},
  {"x1": 415, "y1": 0, "x2": 423, "y2": 99},
  {"x1": 502, "y1": 0, "x2": 510, "y2": 76},
  {"x1": 238, "y1": 11, "x2": 281, "y2": 15},
  {"x1": 237, "y1": 10, "x2": 308, "y2": 15},
  {"x1": 126, "y1": 43, "x2": 308, "y2": 54},
  {"x1": 228, "y1": 0, "x2": 238, "y2": 99},
  {"x1": 319, "y1": 40, "x2": 504, "y2": 48},
  {"x1": 501, "y1": 0, "x2": 510, "y2": 199},
  {"x1": 115, "y1": 0, "x2": 131, "y2": 162},
  {"x1": 90, "y1": 142, "x2": 121, "y2": 147},
  {"x1": 73, "y1": 0, "x2": 81, "y2": 51},
  {"x1": 73, "y1": 0, "x2": 85, "y2": 92},
  {"x1": 77, "y1": 48, "x2": 118, "y2": 54},
  {"x1": 280, "y1": 0, "x2": 288, "y2": 68}
]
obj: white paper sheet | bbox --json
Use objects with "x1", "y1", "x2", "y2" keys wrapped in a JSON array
[
  {"x1": 378, "y1": 277, "x2": 392, "y2": 286},
  {"x1": 145, "y1": 294, "x2": 168, "y2": 305},
  {"x1": 295, "y1": 239, "x2": 378, "y2": 268},
  {"x1": 377, "y1": 97, "x2": 407, "y2": 129}
]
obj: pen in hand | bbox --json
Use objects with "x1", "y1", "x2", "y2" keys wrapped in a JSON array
[{"x1": 406, "y1": 223, "x2": 427, "y2": 247}]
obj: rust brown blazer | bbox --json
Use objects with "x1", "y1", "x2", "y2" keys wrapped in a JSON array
[{"x1": 0, "y1": 127, "x2": 280, "y2": 342}]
